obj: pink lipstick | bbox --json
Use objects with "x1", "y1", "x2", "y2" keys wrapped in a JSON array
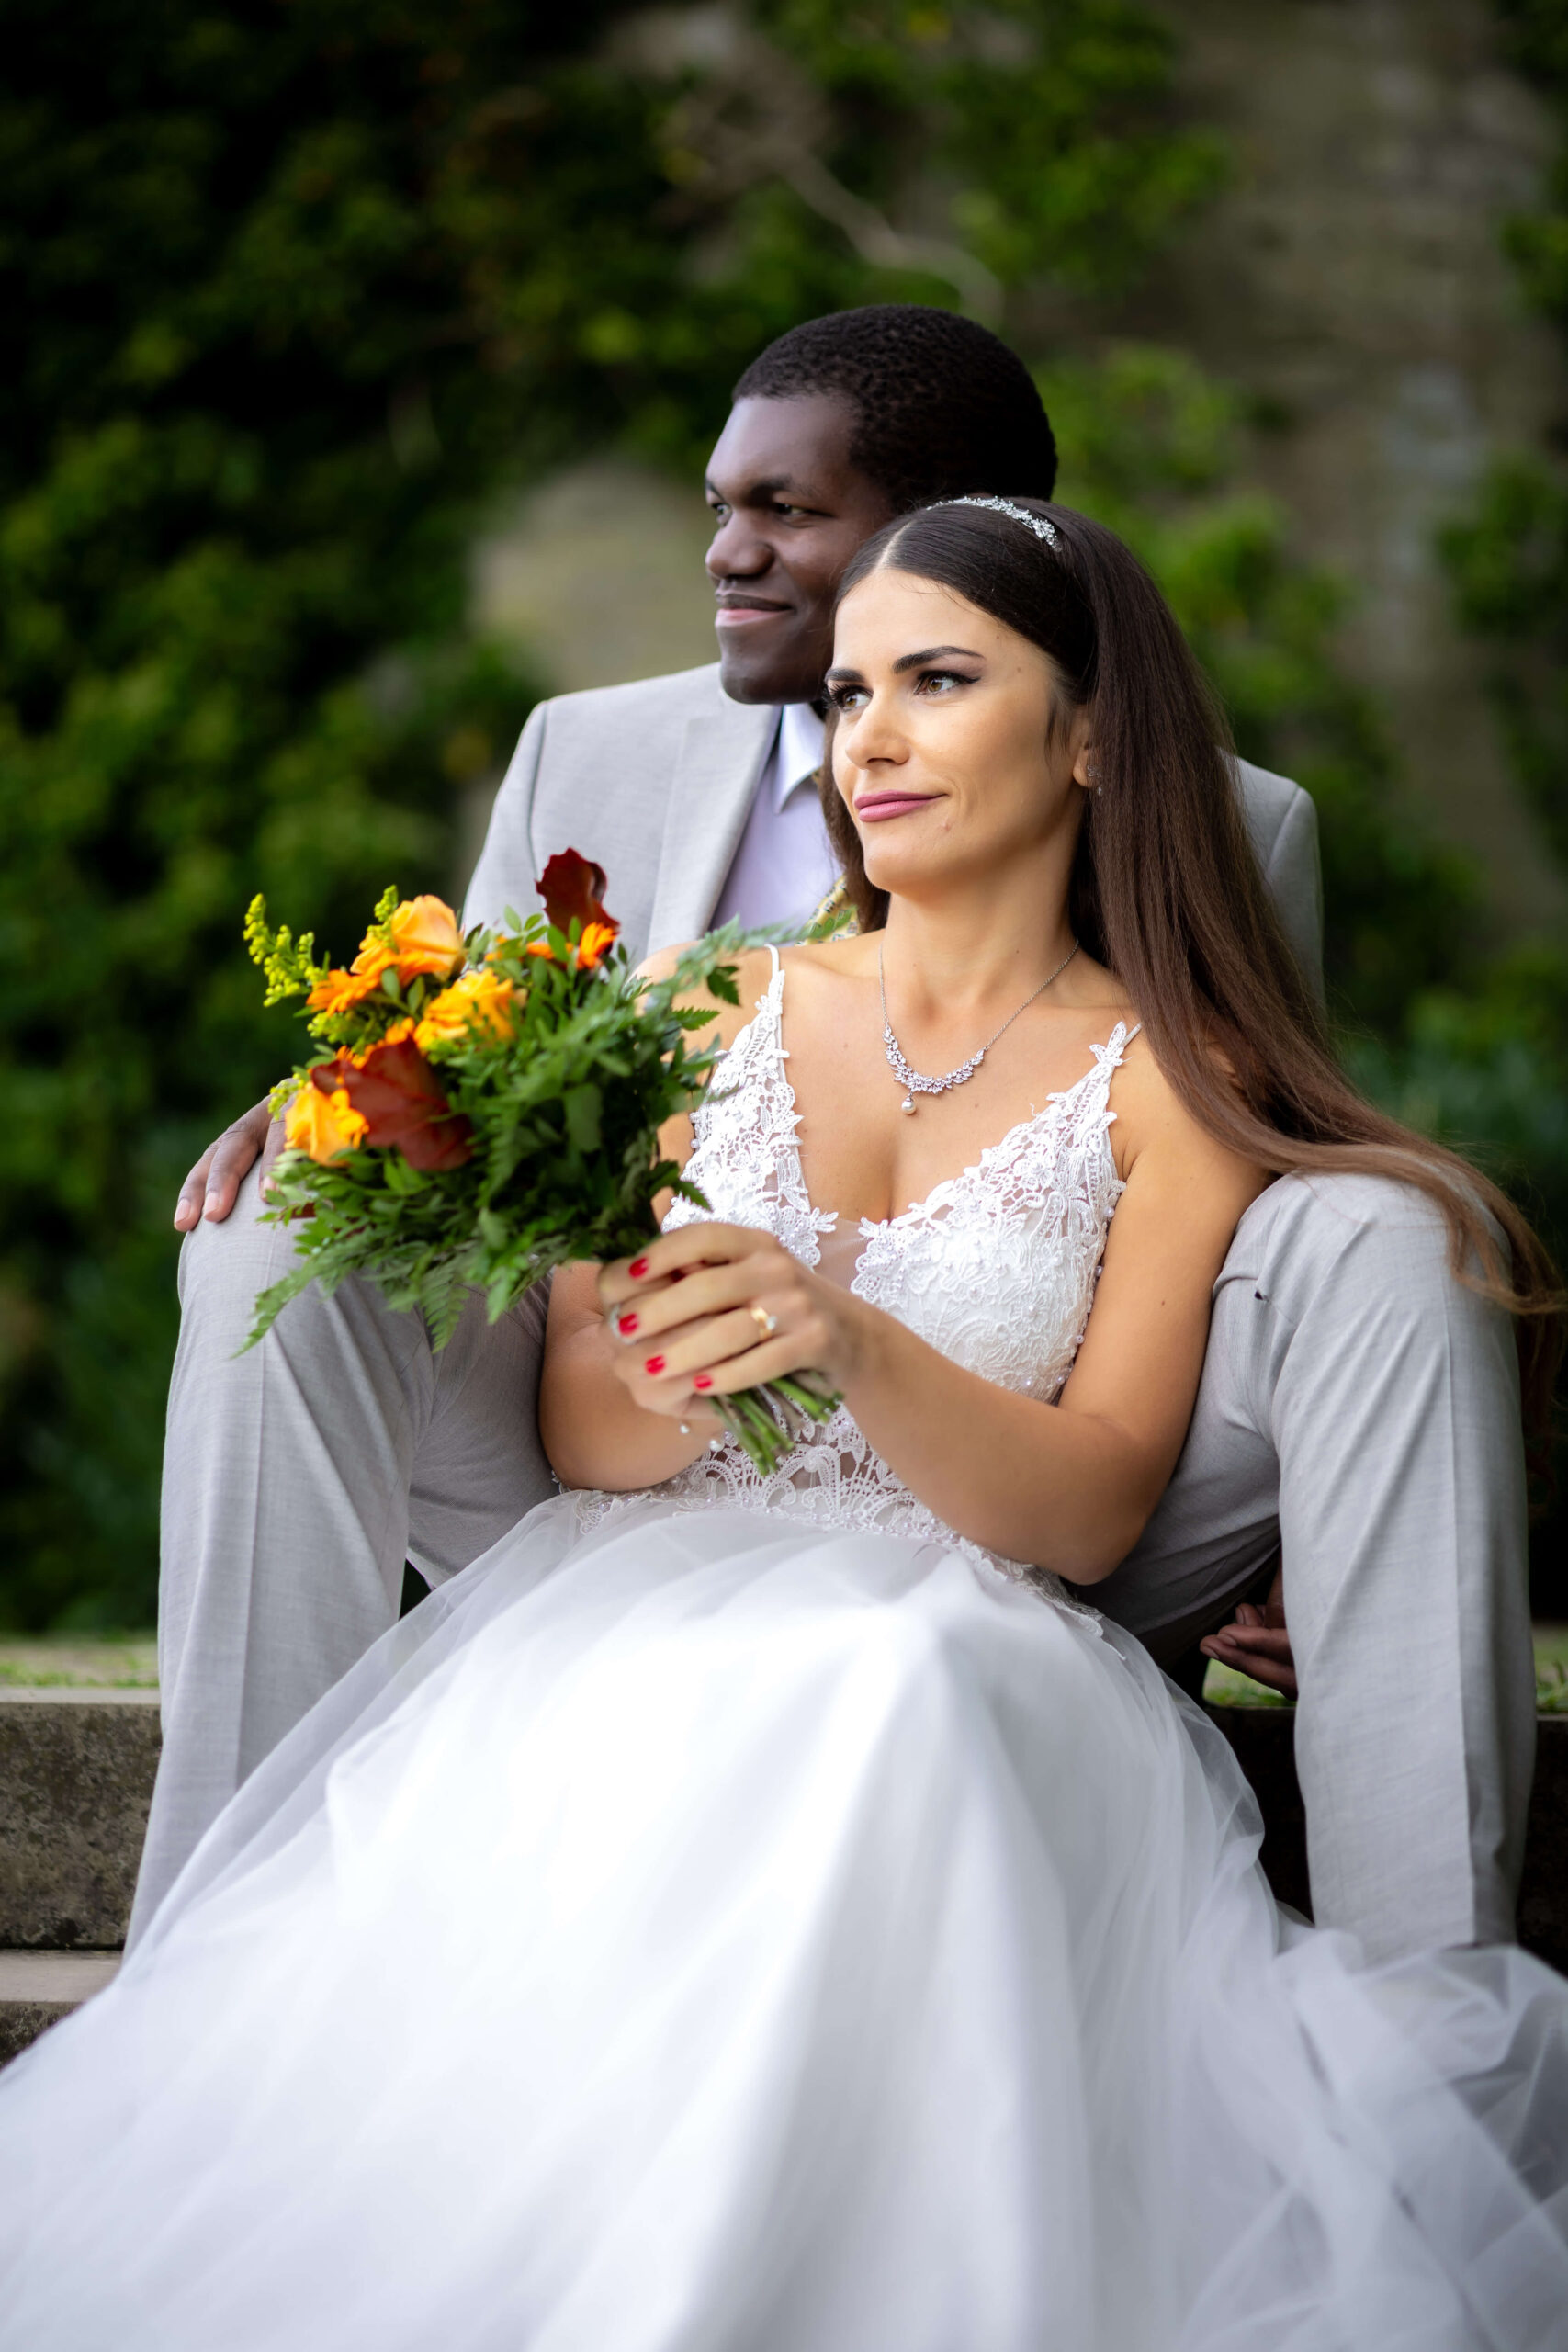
[{"x1": 854, "y1": 792, "x2": 940, "y2": 823}]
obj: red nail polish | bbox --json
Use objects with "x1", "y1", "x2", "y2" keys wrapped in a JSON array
[
  {"x1": 628, "y1": 1257, "x2": 649, "y2": 1280},
  {"x1": 644, "y1": 1354, "x2": 665, "y2": 1375},
  {"x1": 693, "y1": 1374, "x2": 713, "y2": 1391},
  {"x1": 618, "y1": 1313, "x2": 638, "y2": 1335}
]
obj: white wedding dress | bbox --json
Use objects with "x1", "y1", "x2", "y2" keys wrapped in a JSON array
[{"x1": 2, "y1": 954, "x2": 1565, "y2": 2350}]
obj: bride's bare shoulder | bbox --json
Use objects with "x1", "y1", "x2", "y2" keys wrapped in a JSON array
[
  {"x1": 1107, "y1": 1026, "x2": 1269, "y2": 1201},
  {"x1": 636, "y1": 941, "x2": 782, "y2": 1051},
  {"x1": 779, "y1": 933, "x2": 879, "y2": 986}
]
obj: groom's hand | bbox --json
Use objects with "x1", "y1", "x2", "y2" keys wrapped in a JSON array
[
  {"x1": 1199, "y1": 1567, "x2": 1298, "y2": 1701},
  {"x1": 174, "y1": 1098, "x2": 284, "y2": 1231}
]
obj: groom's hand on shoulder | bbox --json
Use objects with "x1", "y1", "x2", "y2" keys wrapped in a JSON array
[{"x1": 174, "y1": 1098, "x2": 284, "y2": 1231}]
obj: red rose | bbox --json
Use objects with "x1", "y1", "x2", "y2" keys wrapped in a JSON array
[
  {"x1": 320, "y1": 1039, "x2": 473, "y2": 1171},
  {"x1": 536, "y1": 849, "x2": 620, "y2": 953}
]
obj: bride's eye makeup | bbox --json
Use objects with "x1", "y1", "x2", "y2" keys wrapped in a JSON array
[{"x1": 826, "y1": 663, "x2": 980, "y2": 711}]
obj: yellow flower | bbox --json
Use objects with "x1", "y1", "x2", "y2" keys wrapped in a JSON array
[
  {"x1": 522, "y1": 921, "x2": 616, "y2": 973},
  {"x1": 414, "y1": 968, "x2": 517, "y2": 1051},
  {"x1": 576, "y1": 920, "x2": 618, "y2": 971},
  {"x1": 306, "y1": 964, "x2": 386, "y2": 1016},
  {"x1": 285, "y1": 1080, "x2": 367, "y2": 1162},
  {"x1": 386, "y1": 895, "x2": 465, "y2": 982}
]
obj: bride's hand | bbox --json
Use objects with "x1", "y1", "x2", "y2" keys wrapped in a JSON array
[{"x1": 597, "y1": 1226, "x2": 857, "y2": 1423}]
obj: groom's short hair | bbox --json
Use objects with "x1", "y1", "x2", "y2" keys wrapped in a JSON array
[{"x1": 734, "y1": 304, "x2": 1057, "y2": 514}]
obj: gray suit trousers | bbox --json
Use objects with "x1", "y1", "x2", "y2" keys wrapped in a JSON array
[
  {"x1": 1092, "y1": 1171, "x2": 1535, "y2": 1962},
  {"x1": 130, "y1": 1171, "x2": 554, "y2": 1939}
]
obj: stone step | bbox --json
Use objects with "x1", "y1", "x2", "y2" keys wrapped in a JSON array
[
  {"x1": 0, "y1": 1693, "x2": 1561, "y2": 2069},
  {"x1": 0, "y1": 1951, "x2": 120, "y2": 2066},
  {"x1": 0, "y1": 1690, "x2": 160, "y2": 1949}
]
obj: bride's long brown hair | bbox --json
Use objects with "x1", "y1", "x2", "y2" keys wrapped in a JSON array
[{"x1": 823, "y1": 497, "x2": 1562, "y2": 1446}]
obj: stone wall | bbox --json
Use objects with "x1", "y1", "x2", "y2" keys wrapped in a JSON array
[
  {"x1": 1077, "y1": 0, "x2": 1567, "y2": 933},
  {"x1": 470, "y1": 0, "x2": 1568, "y2": 939}
]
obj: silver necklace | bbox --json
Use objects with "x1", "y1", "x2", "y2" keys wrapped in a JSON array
[{"x1": 878, "y1": 938, "x2": 1080, "y2": 1115}]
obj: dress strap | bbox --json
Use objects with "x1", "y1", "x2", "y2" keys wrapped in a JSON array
[
  {"x1": 761, "y1": 944, "x2": 784, "y2": 1041},
  {"x1": 1067, "y1": 1021, "x2": 1138, "y2": 1146},
  {"x1": 727, "y1": 942, "x2": 785, "y2": 1069},
  {"x1": 1096, "y1": 1019, "x2": 1141, "y2": 1073},
  {"x1": 1088, "y1": 1018, "x2": 1138, "y2": 1076}
]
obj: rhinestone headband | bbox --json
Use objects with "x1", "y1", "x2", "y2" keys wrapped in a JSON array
[{"x1": 938, "y1": 494, "x2": 1058, "y2": 547}]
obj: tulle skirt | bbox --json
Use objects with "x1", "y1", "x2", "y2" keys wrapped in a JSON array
[{"x1": 1, "y1": 1492, "x2": 1564, "y2": 2350}]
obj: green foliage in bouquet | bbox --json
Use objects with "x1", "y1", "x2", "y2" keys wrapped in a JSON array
[{"x1": 245, "y1": 853, "x2": 839, "y2": 1475}]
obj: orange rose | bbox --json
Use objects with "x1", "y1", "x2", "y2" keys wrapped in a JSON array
[
  {"x1": 414, "y1": 969, "x2": 517, "y2": 1051},
  {"x1": 386, "y1": 895, "x2": 465, "y2": 983},
  {"x1": 285, "y1": 1080, "x2": 367, "y2": 1162},
  {"x1": 348, "y1": 937, "x2": 397, "y2": 984}
]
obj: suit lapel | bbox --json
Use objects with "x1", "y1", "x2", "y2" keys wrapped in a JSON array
[{"x1": 647, "y1": 697, "x2": 776, "y2": 949}]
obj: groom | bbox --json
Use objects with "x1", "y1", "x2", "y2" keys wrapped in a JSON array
[{"x1": 149, "y1": 305, "x2": 1534, "y2": 1968}]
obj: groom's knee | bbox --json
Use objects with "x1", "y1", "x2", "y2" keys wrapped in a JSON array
[
  {"x1": 174, "y1": 1164, "x2": 432, "y2": 1398},
  {"x1": 1250, "y1": 1170, "x2": 1490, "y2": 1339}
]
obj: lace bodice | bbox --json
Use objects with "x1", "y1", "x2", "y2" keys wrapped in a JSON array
[{"x1": 577, "y1": 951, "x2": 1135, "y2": 1587}]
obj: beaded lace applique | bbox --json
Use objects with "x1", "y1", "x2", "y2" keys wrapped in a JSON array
[{"x1": 575, "y1": 952, "x2": 1135, "y2": 1602}]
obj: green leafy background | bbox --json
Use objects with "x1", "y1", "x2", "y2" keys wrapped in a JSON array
[{"x1": 0, "y1": 0, "x2": 1562, "y2": 1628}]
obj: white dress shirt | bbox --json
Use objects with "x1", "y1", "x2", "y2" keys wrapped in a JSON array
[{"x1": 711, "y1": 703, "x2": 835, "y2": 932}]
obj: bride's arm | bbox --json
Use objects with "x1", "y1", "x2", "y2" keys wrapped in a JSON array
[{"x1": 544, "y1": 1051, "x2": 1267, "y2": 1577}]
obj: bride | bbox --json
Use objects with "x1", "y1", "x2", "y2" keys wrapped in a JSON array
[{"x1": 1, "y1": 494, "x2": 1563, "y2": 2351}]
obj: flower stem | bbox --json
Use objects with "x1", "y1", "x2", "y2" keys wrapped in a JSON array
[{"x1": 711, "y1": 1374, "x2": 841, "y2": 1476}]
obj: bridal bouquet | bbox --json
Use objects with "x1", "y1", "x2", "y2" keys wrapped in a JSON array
[{"x1": 242, "y1": 851, "x2": 838, "y2": 1474}]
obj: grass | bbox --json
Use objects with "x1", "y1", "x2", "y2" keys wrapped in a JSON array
[
  {"x1": 1536, "y1": 1623, "x2": 1568, "y2": 1714},
  {"x1": 3, "y1": 1628, "x2": 1566, "y2": 1709},
  {"x1": 0, "y1": 1634, "x2": 158, "y2": 1689},
  {"x1": 1201, "y1": 1657, "x2": 1291, "y2": 1709}
]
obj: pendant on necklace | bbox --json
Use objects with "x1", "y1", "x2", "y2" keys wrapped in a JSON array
[{"x1": 879, "y1": 937, "x2": 1080, "y2": 1124}]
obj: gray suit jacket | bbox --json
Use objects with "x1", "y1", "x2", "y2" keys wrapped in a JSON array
[{"x1": 466, "y1": 662, "x2": 1325, "y2": 991}]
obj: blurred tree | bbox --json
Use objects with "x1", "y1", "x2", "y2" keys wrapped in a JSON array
[
  {"x1": 1039, "y1": 348, "x2": 1479, "y2": 1036},
  {"x1": 1396, "y1": 0, "x2": 1568, "y2": 1606},
  {"x1": 0, "y1": 0, "x2": 1235, "y2": 1625}
]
